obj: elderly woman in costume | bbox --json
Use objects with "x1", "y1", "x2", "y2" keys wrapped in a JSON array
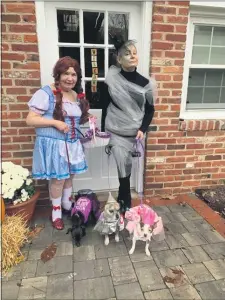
[
  {"x1": 101, "y1": 38, "x2": 156, "y2": 213},
  {"x1": 26, "y1": 56, "x2": 89, "y2": 230}
]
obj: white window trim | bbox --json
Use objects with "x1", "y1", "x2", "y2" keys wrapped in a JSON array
[{"x1": 180, "y1": 6, "x2": 225, "y2": 120}]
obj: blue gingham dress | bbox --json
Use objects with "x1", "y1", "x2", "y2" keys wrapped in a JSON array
[{"x1": 28, "y1": 85, "x2": 87, "y2": 180}]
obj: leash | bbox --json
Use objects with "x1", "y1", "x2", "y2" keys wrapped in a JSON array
[
  {"x1": 133, "y1": 139, "x2": 144, "y2": 207},
  {"x1": 105, "y1": 145, "x2": 112, "y2": 193}
]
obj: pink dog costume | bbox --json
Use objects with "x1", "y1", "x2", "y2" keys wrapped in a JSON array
[{"x1": 125, "y1": 204, "x2": 165, "y2": 241}]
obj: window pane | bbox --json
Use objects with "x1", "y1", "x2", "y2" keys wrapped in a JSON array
[
  {"x1": 85, "y1": 81, "x2": 105, "y2": 109},
  {"x1": 204, "y1": 87, "x2": 220, "y2": 103},
  {"x1": 188, "y1": 69, "x2": 205, "y2": 86},
  {"x1": 59, "y1": 47, "x2": 80, "y2": 64},
  {"x1": 193, "y1": 26, "x2": 212, "y2": 46},
  {"x1": 108, "y1": 13, "x2": 129, "y2": 44},
  {"x1": 187, "y1": 87, "x2": 203, "y2": 103},
  {"x1": 109, "y1": 48, "x2": 119, "y2": 67},
  {"x1": 212, "y1": 27, "x2": 225, "y2": 46},
  {"x1": 192, "y1": 46, "x2": 210, "y2": 64},
  {"x1": 221, "y1": 88, "x2": 225, "y2": 103},
  {"x1": 84, "y1": 48, "x2": 104, "y2": 78},
  {"x1": 57, "y1": 10, "x2": 79, "y2": 43},
  {"x1": 83, "y1": 12, "x2": 104, "y2": 44},
  {"x1": 210, "y1": 47, "x2": 225, "y2": 64},
  {"x1": 205, "y1": 70, "x2": 223, "y2": 86}
]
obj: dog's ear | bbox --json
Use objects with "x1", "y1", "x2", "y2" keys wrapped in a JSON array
[{"x1": 115, "y1": 203, "x2": 120, "y2": 211}]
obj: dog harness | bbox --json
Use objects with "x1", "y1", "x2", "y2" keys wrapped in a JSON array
[{"x1": 71, "y1": 197, "x2": 92, "y2": 223}]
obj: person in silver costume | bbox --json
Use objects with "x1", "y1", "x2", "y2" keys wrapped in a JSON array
[{"x1": 101, "y1": 37, "x2": 156, "y2": 213}]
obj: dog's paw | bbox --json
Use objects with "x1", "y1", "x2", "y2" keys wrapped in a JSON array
[
  {"x1": 115, "y1": 234, "x2": 119, "y2": 242},
  {"x1": 129, "y1": 248, "x2": 134, "y2": 255},
  {"x1": 104, "y1": 236, "x2": 109, "y2": 246},
  {"x1": 146, "y1": 249, "x2": 151, "y2": 257}
]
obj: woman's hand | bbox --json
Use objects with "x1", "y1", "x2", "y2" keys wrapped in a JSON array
[
  {"x1": 54, "y1": 120, "x2": 70, "y2": 133},
  {"x1": 136, "y1": 130, "x2": 144, "y2": 140}
]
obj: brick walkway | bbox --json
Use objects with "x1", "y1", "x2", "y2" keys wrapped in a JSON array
[{"x1": 2, "y1": 195, "x2": 225, "y2": 300}]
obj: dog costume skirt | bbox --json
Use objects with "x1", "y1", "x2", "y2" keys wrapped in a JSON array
[
  {"x1": 28, "y1": 85, "x2": 87, "y2": 180},
  {"x1": 125, "y1": 205, "x2": 165, "y2": 241},
  {"x1": 94, "y1": 212, "x2": 124, "y2": 235}
]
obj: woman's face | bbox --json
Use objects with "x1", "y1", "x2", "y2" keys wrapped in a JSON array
[
  {"x1": 59, "y1": 67, "x2": 77, "y2": 91},
  {"x1": 118, "y1": 44, "x2": 138, "y2": 71}
]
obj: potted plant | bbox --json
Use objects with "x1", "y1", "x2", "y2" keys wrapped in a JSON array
[{"x1": 1, "y1": 162, "x2": 40, "y2": 223}]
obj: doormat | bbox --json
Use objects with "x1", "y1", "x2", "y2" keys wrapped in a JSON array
[{"x1": 195, "y1": 185, "x2": 225, "y2": 219}]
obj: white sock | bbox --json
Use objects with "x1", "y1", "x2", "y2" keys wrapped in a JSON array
[
  {"x1": 51, "y1": 197, "x2": 62, "y2": 221},
  {"x1": 61, "y1": 187, "x2": 72, "y2": 210}
]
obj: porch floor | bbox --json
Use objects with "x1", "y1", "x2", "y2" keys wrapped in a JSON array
[{"x1": 2, "y1": 194, "x2": 225, "y2": 300}]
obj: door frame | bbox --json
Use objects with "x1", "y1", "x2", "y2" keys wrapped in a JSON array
[{"x1": 35, "y1": 1, "x2": 153, "y2": 193}]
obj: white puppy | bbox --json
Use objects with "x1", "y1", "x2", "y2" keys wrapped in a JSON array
[{"x1": 129, "y1": 222, "x2": 154, "y2": 256}]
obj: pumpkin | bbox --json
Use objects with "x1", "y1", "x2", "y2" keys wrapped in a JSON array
[{"x1": 1, "y1": 198, "x2": 5, "y2": 223}]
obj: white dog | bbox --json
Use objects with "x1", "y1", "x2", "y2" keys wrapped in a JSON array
[
  {"x1": 94, "y1": 192, "x2": 124, "y2": 245},
  {"x1": 125, "y1": 205, "x2": 164, "y2": 256}
]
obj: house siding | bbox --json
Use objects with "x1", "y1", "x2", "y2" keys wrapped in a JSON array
[{"x1": 2, "y1": 1, "x2": 225, "y2": 204}]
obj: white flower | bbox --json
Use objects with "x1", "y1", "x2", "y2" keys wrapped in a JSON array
[
  {"x1": 5, "y1": 189, "x2": 15, "y2": 200},
  {"x1": 2, "y1": 173, "x2": 12, "y2": 185},
  {"x1": 26, "y1": 179, "x2": 32, "y2": 185},
  {"x1": 2, "y1": 162, "x2": 14, "y2": 172}
]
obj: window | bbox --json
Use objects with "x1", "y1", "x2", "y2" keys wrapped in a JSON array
[
  {"x1": 56, "y1": 9, "x2": 129, "y2": 109},
  {"x1": 181, "y1": 9, "x2": 225, "y2": 119}
]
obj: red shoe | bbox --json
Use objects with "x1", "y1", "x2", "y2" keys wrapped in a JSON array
[{"x1": 52, "y1": 218, "x2": 64, "y2": 230}]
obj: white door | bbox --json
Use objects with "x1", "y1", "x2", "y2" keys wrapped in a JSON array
[{"x1": 39, "y1": 1, "x2": 144, "y2": 192}]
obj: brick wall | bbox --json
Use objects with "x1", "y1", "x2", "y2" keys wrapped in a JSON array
[
  {"x1": 146, "y1": 1, "x2": 225, "y2": 197},
  {"x1": 1, "y1": 1, "x2": 49, "y2": 204}
]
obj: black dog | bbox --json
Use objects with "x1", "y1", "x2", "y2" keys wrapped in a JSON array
[{"x1": 66, "y1": 211, "x2": 86, "y2": 247}]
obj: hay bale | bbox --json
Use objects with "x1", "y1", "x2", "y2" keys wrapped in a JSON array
[{"x1": 2, "y1": 215, "x2": 29, "y2": 272}]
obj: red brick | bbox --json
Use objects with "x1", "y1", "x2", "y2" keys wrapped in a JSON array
[
  {"x1": 9, "y1": 103, "x2": 28, "y2": 111},
  {"x1": 171, "y1": 104, "x2": 181, "y2": 111},
  {"x1": 2, "y1": 144, "x2": 20, "y2": 151},
  {"x1": 11, "y1": 44, "x2": 38, "y2": 52},
  {"x1": 2, "y1": 14, "x2": 20, "y2": 23},
  {"x1": 174, "y1": 163, "x2": 186, "y2": 169},
  {"x1": 166, "y1": 34, "x2": 186, "y2": 42},
  {"x1": 2, "y1": 79, "x2": 12, "y2": 86},
  {"x1": 159, "y1": 125, "x2": 178, "y2": 131},
  {"x1": 165, "y1": 170, "x2": 182, "y2": 175},
  {"x1": 152, "y1": 42, "x2": 173, "y2": 50},
  {"x1": 24, "y1": 34, "x2": 38, "y2": 43},
  {"x1": 165, "y1": 51, "x2": 185, "y2": 58},
  {"x1": 153, "y1": 24, "x2": 174, "y2": 32},
  {"x1": 2, "y1": 61, "x2": 11, "y2": 69},
  {"x1": 21, "y1": 15, "x2": 36, "y2": 23},
  {"x1": 169, "y1": 1, "x2": 189, "y2": 6},
  {"x1": 5, "y1": 3, "x2": 35, "y2": 14},
  {"x1": 163, "y1": 82, "x2": 182, "y2": 89},
  {"x1": 215, "y1": 149, "x2": 225, "y2": 154},
  {"x1": 160, "y1": 112, "x2": 179, "y2": 117},
  {"x1": 2, "y1": 112, "x2": 21, "y2": 119},
  {"x1": 195, "y1": 149, "x2": 214, "y2": 155},
  {"x1": 167, "y1": 16, "x2": 188, "y2": 24},
  {"x1": 15, "y1": 79, "x2": 41, "y2": 87},
  {"x1": 18, "y1": 128, "x2": 35, "y2": 135},
  {"x1": 156, "y1": 164, "x2": 174, "y2": 170},
  {"x1": 10, "y1": 120, "x2": 27, "y2": 127},
  {"x1": 165, "y1": 182, "x2": 182, "y2": 188},
  {"x1": 157, "y1": 90, "x2": 170, "y2": 96},
  {"x1": 167, "y1": 157, "x2": 185, "y2": 163},
  {"x1": 205, "y1": 155, "x2": 221, "y2": 161},
  {"x1": 183, "y1": 169, "x2": 201, "y2": 175},
  {"x1": 183, "y1": 180, "x2": 201, "y2": 187},
  {"x1": 175, "y1": 25, "x2": 187, "y2": 33},
  {"x1": 13, "y1": 62, "x2": 40, "y2": 70},
  {"x1": 163, "y1": 66, "x2": 183, "y2": 73},
  {"x1": 2, "y1": 152, "x2": 12, "y2": 158},
  {"x1": 154, "y1": 74, "x2": 171, "y2": 81},
  {"x1": 6, "y1": 88, "x2": 27, "y2": 95},
  {"x1": 203, "y1": 167, "x2": 219, "y2": 173},
  {"x1": 2, "y1": 52, "x2": 25, "y2": 61},
  {"x1": 155, "y1": 176, "x2": 174, "y2": 182},
  {"x1": 179, "y1": 8, "x2": 189, "y2": 15},
  {"x1": 9, "y1": 24, "x2": 36, "y2": 33},
  {"x1": 158, "y1": 151, "x2": 175, "y2": 157},
  {"x1": 205, "y1": 143, "x2": 223, "y2": 149},
  {"x1": 187, "y1": 144, "x2": 204, "y2": 149},
  {"x1": 167, "y1": 144, "x2": 185, "y2": 150},
  {"x1": 154, "y1": 6, "x2": 176, "y2": 14},
  {"x1": 145, "y1": 183, "x2": 163, "y2": 189},
  {"x1": 14, "y1": 151, "x2": 33, "y2": 158},
  {"x1": 2, "y1": 136, "x2": 11, "y2": 143},
  {"x1": 158, "y1": 138, "x2": 176, "y2": 144},
  {"x1": 147, "y1": 145, "x2": 166, "y2": 150},
  {"x1": 20, "y1": 143, "x2": 34, "y2": 150},
  {"x1": 186, "y1": 156, "x2": 199, "y2": 162},
  {"x1": 175, "y1": 175, "x2": 192, "y2": 181},
  {"x1": 2, "y1": 24, "x2": 6, "y2": 32},
  {"x1": 151, "y1": 49, "x2": 163, "y2": 56},
  {"x1": 212, "y1": 161, "x2": 225, "y2": 167}
]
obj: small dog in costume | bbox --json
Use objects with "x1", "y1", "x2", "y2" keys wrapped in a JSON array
[
  {"x1": 94, "y1": 192, "x2": 124, "y2": 246},
  {"x1": 125, "y1": 204, "x2": 165, "y2": 256},
  {"x1": 67, "y1": 189, "x2": 100, "y2": 247}
]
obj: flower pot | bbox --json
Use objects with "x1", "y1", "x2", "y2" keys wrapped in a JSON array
[{"x1": 5, "y1": 190, "x2": 40, "y2": 223}]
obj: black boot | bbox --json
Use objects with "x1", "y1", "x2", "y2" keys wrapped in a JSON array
[{"x1": 117, "y1": 175, "x2": 131, "y2": 213}]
